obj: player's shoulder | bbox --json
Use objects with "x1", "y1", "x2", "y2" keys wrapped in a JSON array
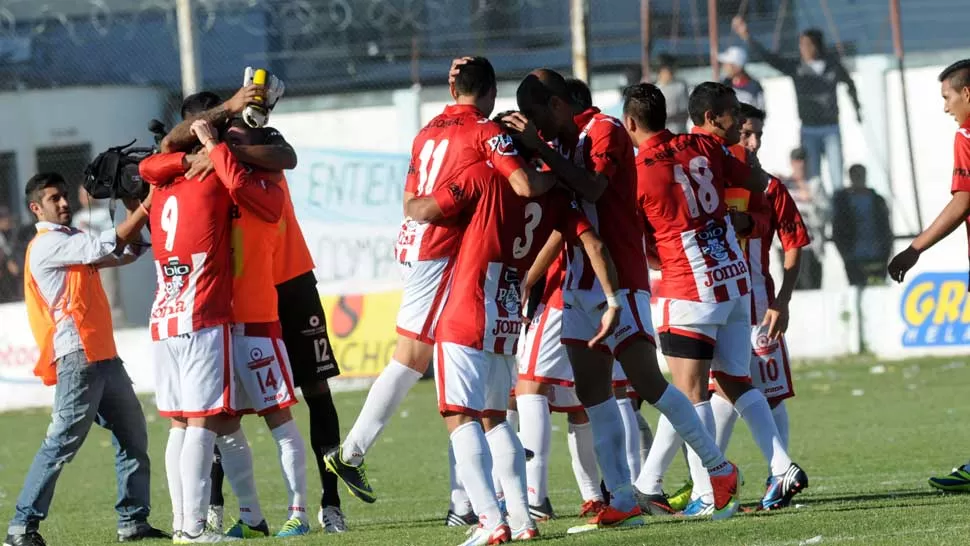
[{"x1": 956, "y1": 127, "x2": 970, "y2": 144}]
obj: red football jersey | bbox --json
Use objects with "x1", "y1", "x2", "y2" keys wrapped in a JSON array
[
  {"x1": 395, "y1": 104, "x2": 529, "y2": 263},
  {"x1": 951, "y1": 122, "x2": 970, "y2": 265},
  {"x1": 556, "y1": 108, "x2": 649, "y2": 295},
  {"x1": 636, "y1": 130, "x2": 751, "y2": 303},
  {"x1": 140, "y1": 153, "x2": 234, "y2": 340},
  {"x1": 430, "y1": 163, "x2": 592, "y2": 354}
]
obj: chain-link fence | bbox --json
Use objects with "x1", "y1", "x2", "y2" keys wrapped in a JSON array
[{"x1": 0, "y1": 0, "x2": 965, "y2": 307}]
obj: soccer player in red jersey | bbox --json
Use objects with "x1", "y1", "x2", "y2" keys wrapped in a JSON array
[
  {"x1": 505, "y1": 69, "x2": 740, "y2": 529},
  {"x1": 623, "y1": 82, "x2": 806, "y2": 515},
  {"x1": 405, "y1": 159, "x2": 618, "y2": 545},
  {"x1": 326, "y1": 57, "x2": 561, "y2": 512},
  {"x1": 888, "y1": 59, "x2": 970, "y2": 491},
  {"x1": 140, "y1": 115, "x2": 254, "y2": 543}
]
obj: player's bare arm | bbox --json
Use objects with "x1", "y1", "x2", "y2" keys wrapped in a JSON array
[
  {"x1": 404, "y1": 195, "x2": 443, "y2": 223},
  {"x1": 764, "y1": 247, "x2": 802, "y2": 339},
  {"x1": 519, "y1": 231, "x2": 562, "y2": 313},
  {"x1": 161, "y1": 85, "x2": 262, "y2": 153},
  {"x1": 889, "y1": 191, "x2": 970, "y2": 282},
  {"x1": 503, "y1": 112, "x2": 607, "y2": 202},
  {"x1": 505, "y1": 168, "x2": 558, "y2": 198},
  {"x1": 576, "y1": 229, "x2": 621, "y2": 346}
]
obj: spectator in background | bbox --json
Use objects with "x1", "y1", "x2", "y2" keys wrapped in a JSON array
[
  {"x1": 832, "y1": 164, "x2": 892, "y2": 286},
  {"x1": 732, "y1": 16, "x2": 862, "y2": 195},
  {"x1": 654, "y1": 54, "x2": 690, "y2": 134},
  {"x1": 0, "y1": 206, "x2": 21, "y2": 302},
  {"x1": 73, "y1": 188, "x2": 125, "y2": 323},
  {"x1": 719, "y1": 46, "x2": 765, "y2": 110},
  {"x1": 781, "y1": 148, "x2": 826, "y2": 289}
]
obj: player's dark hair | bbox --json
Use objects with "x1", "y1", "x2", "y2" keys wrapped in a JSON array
[
  {"x1": 739, "y1": 103, "x2": 766, "y2": 123},
  {"x1": 454, "y1": 57, "x2": 496, "y2": 99},
  {"x1": 800, "y1": 29, "x2": 826, "y2": 56},
  {"x1": 516, "y1": 69, "x2": 570, "y2": 112},
  {"x1": 565, "y1": 78, "x2": 593, "y2": 111},
  {"x1": 25, "y1": 172, "x2": 67, "y2": 210},
  {"x1": 688, "y1": 82, "x2": 738, "y2": 126},
  {"x1": 181, "y1": 91, "x2": 222, "y2": 120},
  {"x1": 939, "y1": 59, "x2": 970, "y2": 92},
  {"x1": 622, "y1": 83, "x2": 667, "y2": 132}
]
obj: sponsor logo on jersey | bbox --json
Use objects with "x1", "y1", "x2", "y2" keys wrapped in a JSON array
[
  {"x1": 702, "y1": 260, "x2": 748, "y2": 287},
  {"x1": 487, "y1": 133, "x2": 519, "y2": 156},
  {"x1": 697, "y1": 221, "x2": 730, "y2": 262},
  {"x1": 900, "y1": 271, "x2": 970, "y2": 347},
  {"x1": 162, "y1": 257, "x2": 191, "y2": 297},
  {"x1": 954, "y1": 167, "x2": 970, "y2": 178}
]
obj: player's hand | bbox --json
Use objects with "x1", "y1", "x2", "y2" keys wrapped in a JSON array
[
  {"x1": 122, "y1": 196, "x2": 141, "y2": 212},
  {"x1": 448, "y1": 56, "x2": 475, "y2": 86},
  {"x1": 888, "y1": 245, "x2": 920, "y2": 283},
  {"x1": 519, "y1": 279, "x2": 533, "y2": 324},
  {"x1": 762, "y1": 303, "x2": 790, "y2": 340},
  {"x1": 142, "y1": 185, "x2": 156, "y2": 211},
  {"x1": 185, "y1": 149, "x2": 214, "y2": 180},
  {"x1": 589, "y1": 305, "x2": 619, "y2": 348},
  {"x1": 224, "y1": 84, "x2": 264, "y2": 115},
  {"x1": 732, "y1": 16, "x2": 750, "y2": 40},
  {"x1": 502, "y1": 113, "x2": 543, "y2": 151},
  {"x1": 190, "y1": 120, "x2": 218, "y2": 148},
  {"x1": 730, "y1": 211, "x2": 753, "y2": 236}
]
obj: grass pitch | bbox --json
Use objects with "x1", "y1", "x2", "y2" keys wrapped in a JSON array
[{"x1": 2, "y1": 355, "x2": 970, "y2": 545}]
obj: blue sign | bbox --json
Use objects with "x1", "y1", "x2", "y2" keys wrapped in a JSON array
[
  {"x1": 289, "y1": 148, "x2": 409, "y2": 225},
  {"x1": 900, "y1": 271, "x2": 970, "y2": 347}
]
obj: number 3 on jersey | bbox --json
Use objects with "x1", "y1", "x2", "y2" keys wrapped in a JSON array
[
  {"x1": 416, "y1": 139, "x2": 449, "y2": 195},
  {"x1": 513, "y1": 202, "x2": 542, "y2": 259},
  {"x1": 160, "y1": 196, "x2": 178, "y2": 251},
  {"x1": 673, "y1": 156, "x2": 718, "y2": 218}
]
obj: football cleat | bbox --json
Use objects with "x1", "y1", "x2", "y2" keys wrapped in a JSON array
[
  {"x1": 323, "y1": 447, "x2": 376, "y2": 504},
  {"x1": 578, "y1": 499, "x2": 606, "y2": 518},
  {"x1": 680, "y1": 497, "x2": 714, "y2": 517},
  {"x1": 635, "y1": 491, "x2": 676, "y2": 516},
  {"x1": 528, "y1": 497, "x2": 555, "y2": 522},
  {"x1": 318, "y1": 506, "x2": 347, "y2": 533},
  {"x1": 929, "y1": 467, "x2": 970, "y2": 492},
  {"x1": 709, "y1": 462, "x2": 742, "y2": 521},
  {"x1": 117, "y1": 524, "x2": 172, "y2": 542},
  {"x1": 175, "y1": 529, "x2": 239, "y2": 543},
  {"x1": 566, "y1": 504, "x2": 644, "y2": 534},
  {"x1": 3, "y1": 532, "x2": 47, "y2": 546},
  {"x1": 275, "y1": 518, "x2": 310, "y2": 537},
  {"x1": 761, "y1": 463, "x2": 808, "y2": 510},
  {"x1": 224, "y1": 519, "x2": 269, "y2": 539},
  {"x1": 510, "y1": 522, "x2": 539, "y2": 541},
  {"x1": 458, "y1": 524, "x2": 511, "y2": 546},
  {"x1": 206, "y1": 506, "x2": 224, "y2": 534},
  {"x1": 667, "y1": 479, "x2": 693, "y2": 512},
  {"x1": 446, "y1": 509, "x2": 479, "y2": 527}
]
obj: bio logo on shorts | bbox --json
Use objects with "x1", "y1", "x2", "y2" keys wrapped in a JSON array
[{"x1": 900, "y1": 272, "x2": 970, "y2": 347}]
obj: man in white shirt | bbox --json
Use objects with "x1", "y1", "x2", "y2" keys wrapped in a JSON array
[{"x1": 4, "y1": 173, "x2": 167, "y2": 546}]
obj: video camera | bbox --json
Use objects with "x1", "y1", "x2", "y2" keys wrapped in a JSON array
[{"x1": 82, "y1": 119, "x2": 168, "y2": 201}]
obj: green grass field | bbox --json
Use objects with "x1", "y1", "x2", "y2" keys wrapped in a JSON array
[{"x1": 3, "y1": 355, "x2": 970, "y2": 545}]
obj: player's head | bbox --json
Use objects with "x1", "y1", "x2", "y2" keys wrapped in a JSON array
[
  {"x1": 939, "y1": 59, "x2": 970, "y2": 125},
  {"x1": 738, "y1": 102, "x2": 766, "y2": 154},
  {"x1": 516, "y1": 68, "x2": 574, "y2": 138},
  {"x1": 799, "y1": 29, "x2": 825, "y2": 61},
  {"x1": 565, "y1": 78, "x2": 593, "y2": 113},
  {"x1": 224, "y1": 118, "x2": 260, "y2": 147},
  {"x1": 621, "y1": 83, "x2": 667, "y2": 145},
  {"x1": 848, "y1": 164, "x2": 867, "y2": 189},
  {"x1": 25, "y1": 172, "x2": 71, "y2": 226},
  {"x1": 452, "y1": 56, "x2": 498, "y2": 117},
  {"x1": 688, "y1": 82, "x2": 741, "y2": 144},
  {"x1": 180, "y1": 91, "x2": 222, "y2": 120}
]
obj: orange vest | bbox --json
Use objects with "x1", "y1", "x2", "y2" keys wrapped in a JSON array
[{"x1": 24, "y1": 229, "x2": 117, "y2": 385}]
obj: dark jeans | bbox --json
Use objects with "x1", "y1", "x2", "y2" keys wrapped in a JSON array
[
  {"x1": 7, "y1": 352, "x2": 152, "y2": 535},
  {"x1": 801, "y1": 124, "x2": 843, "y2": 192}
]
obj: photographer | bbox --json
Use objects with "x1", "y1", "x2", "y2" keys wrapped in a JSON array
[{"x1": 4, "y1": 173, "x2": 167, "y2": 546}]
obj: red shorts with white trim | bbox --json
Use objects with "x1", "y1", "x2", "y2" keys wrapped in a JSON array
[
  {"x1": 517, "y1": 303, "x2": 574, "y2": 386},
  {"x1": 749, "y1": 326, "x2": 795, "y2": 403},
  {"x1": 230, "y1": 322, "x2": 299, "y2": 416},
  {"x1": 153, "y1": 324, "x2": 234, "y2": 418},
  {"x1": 435, "y1": 342, "x2": 515, "y2": 418},
  {"x1": 657, "y1": 295, "x2": 752, "y2": 381},
  {"x1": 396, "y1": 257, "x2": 454, "y2": 344},
  {"x1": 561, "y1": 289, "x2": 656, "y2": 355}
]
